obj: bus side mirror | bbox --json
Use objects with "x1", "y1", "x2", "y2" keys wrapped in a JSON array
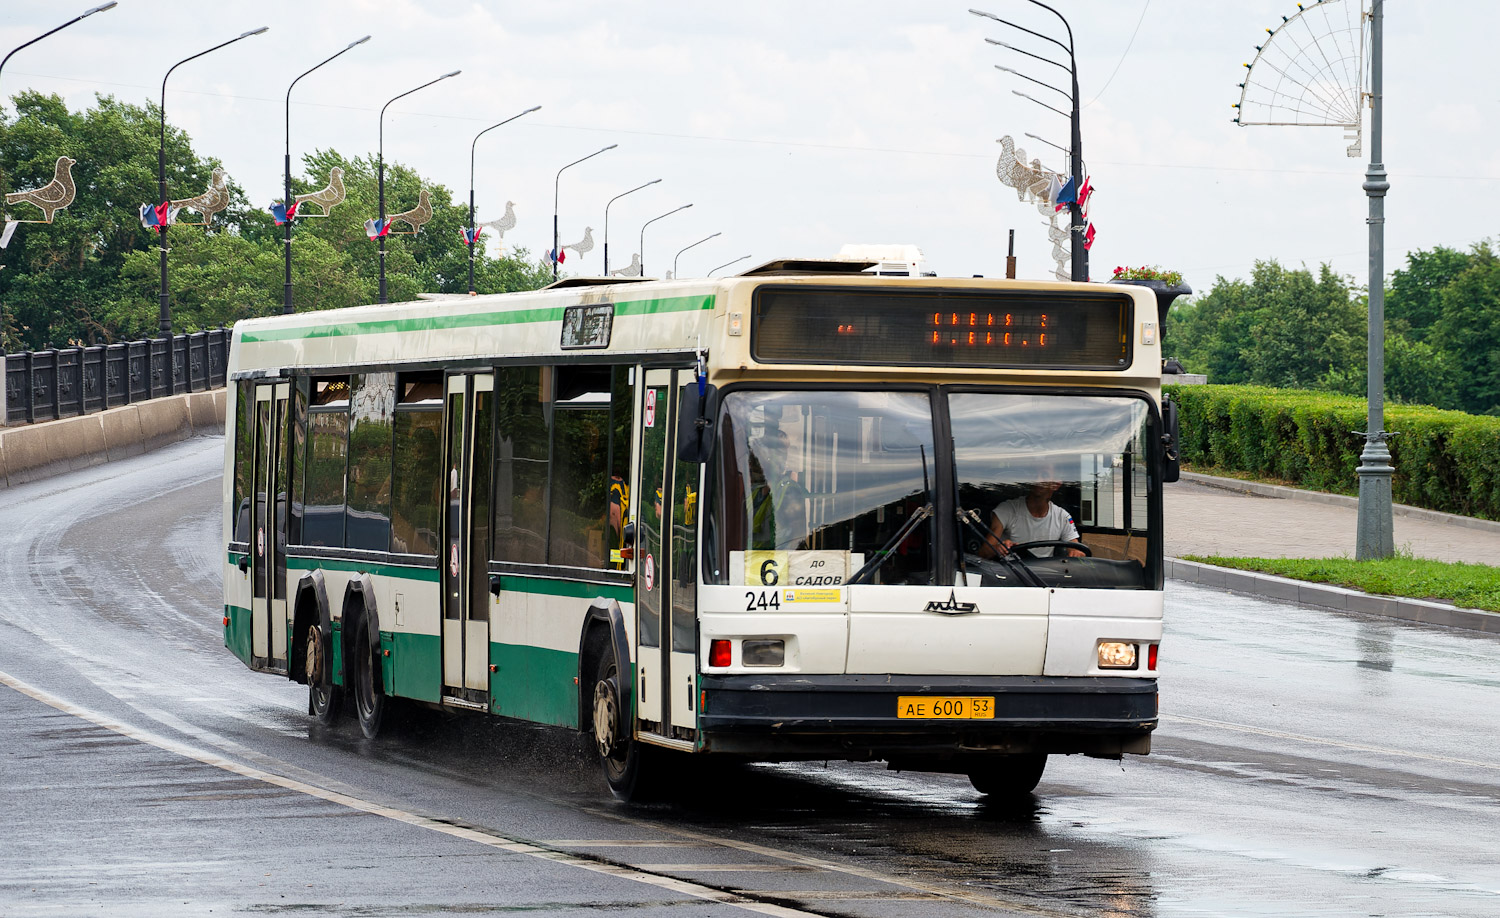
[
  {"x1": 676, "y1": 383, "x2": 719, "y2": 463},
  {"x1": 1161, "y1": 397, "x2": 1181, "y2": 483}
]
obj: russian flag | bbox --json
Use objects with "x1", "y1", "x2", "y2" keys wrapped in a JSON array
[
  {"x1": 1078, "y1": 176, "x2": 1093, "y2": 211},
  {"x1": 546, "y1": 247, "x2": 566, "y2": 264},
  {"x1": 462, "y1": 226, "x2": 482, "y2": 247},
  {"x1": 364, "y1": 217, "x2": 391, "y2": 239},
  {"x1": 1084, "y1": 222, "x2": 1097, "y2": 251},
  {"x1": 1054, "y1": 176, "x2": 1078, "y2": 212},
  {"x1": 138, "y1": 201, "x2": 172, "y2": 232},
  {"x1": 270, "y1": 201, "x2": 299, "y2": 226}
]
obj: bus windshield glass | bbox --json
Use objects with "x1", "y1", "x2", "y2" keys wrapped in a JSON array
[
  {"x1": 951, "y1": 392, "x2": 1152, "y2": 584},
  {"x1": 707, "y1": 390, "x2": 936, "y2": 588}
]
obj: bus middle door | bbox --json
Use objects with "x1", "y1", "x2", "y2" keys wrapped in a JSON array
[{"x1": 441, "y1": 373, "x2": 495, "y2": 709}]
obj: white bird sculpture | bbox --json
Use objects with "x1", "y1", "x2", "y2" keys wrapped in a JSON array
[
  {"x1": 563, "y1": 226, "x2": 594, "y2": 258},
  {"x1": 5, "y1": 155, "x2": 77, "y2": 223},
  {"x1": 608, "y1": 252, "x2": 642, "y2": 277},
  {"x1": 169, "y1": 167, "x2": 230, "y2": 226},
  {"x1": 294, "y1": 166, "x2": 345, "y2": 216}
]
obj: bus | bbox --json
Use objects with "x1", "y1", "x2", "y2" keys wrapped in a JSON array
[{"x1": 222, "y1": 258, "x2": 1177, "y2": 800}]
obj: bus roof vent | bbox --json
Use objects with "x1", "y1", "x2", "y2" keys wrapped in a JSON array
[
  {"x1": 740, "y1": 258, "x2": 881, "y2": 276},
  {"x1": 540, "y1": 276, "x2": 656, "y2": 290}
]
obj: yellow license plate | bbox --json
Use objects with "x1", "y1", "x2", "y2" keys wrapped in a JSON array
[{"x1": 896, "y1": 696, "x2": 995, "y2": 719}]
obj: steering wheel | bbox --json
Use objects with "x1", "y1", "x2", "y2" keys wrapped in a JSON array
[{"x1": 1008, "y1": 540, "x2": 1092, "y2": 558}]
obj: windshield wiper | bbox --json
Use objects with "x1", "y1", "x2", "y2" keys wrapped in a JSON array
[
  {"x1": 955, "y1": 505, "x2": 1046, "y2": 588},
  {"x1": 846, "y1": 504, "x2": 932, "y2": 586}
]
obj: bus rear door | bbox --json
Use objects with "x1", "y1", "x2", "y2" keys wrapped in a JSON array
[{"x1": 249, "y1": 381, "x2": 290, "y2": 673}]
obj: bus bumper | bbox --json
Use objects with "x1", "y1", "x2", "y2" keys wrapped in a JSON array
[{"x1": 696, "y1": 673, "x2": 1157, "y2": 759}]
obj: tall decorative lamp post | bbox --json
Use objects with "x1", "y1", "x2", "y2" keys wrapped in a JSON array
[
  {"x1": 638, "y1": 204, "x2": 691, "y2": 278},
  {"x1": 603, "y1": 178, "x2": 660, "y2": 275},
  {"x1": 282, "y1": 35, "x2": 369, "y2": 315},
  {"x1": 971, "y1": 3, "x2": 1086, "y2": 281},
  {"x1": 708, "y1": 255, "x2": 752, "y2": 277},
  {"x1": 378, "y1": 70, "x2": 460, "y2": 304},
  {"x1": 1233, "y1": 0, "x2": 1390, "y2": 558},
  {"x1": 467, "y1": 105, "x2": 540, "y2": 295},
  {"x1": 0, "y1": 1, "x2": 117, "y2": 365},
  {"x1": 156, "y1": 27, "x2": 269, "y2": 336},
  {"x1": 672, "y1": 232, "x2": 721, "y2": 279},
  {"x1": 551, "y1": 144, "x2": 617, "y2": 281}
]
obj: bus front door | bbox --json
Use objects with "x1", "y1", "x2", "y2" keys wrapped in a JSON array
[
  {"x1": 249, "y1": 382, "x2": 290, "y2": 673},
  {"x1": 441, "y1": 373, "x2": 495, "y2": 708},
  {"x1": 634, "y1": 369, "x2": 699, "y2": 742}
]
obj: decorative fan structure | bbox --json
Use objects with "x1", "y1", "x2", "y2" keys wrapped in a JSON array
[{"x1": 1234, "y1": 0, "x2": 1370, "y2": 157}]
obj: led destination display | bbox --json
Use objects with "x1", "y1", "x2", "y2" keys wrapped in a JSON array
[{"x1": 752, "y1": 286, "x2": 1133, "y2": 370}]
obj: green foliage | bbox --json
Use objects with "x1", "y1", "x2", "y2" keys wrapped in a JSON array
[
  {"x1": 1187, "y1": 554, "x2": 1500, "y2": 613},
  {"x1": 1165, "y1": 260, "x2": 1363, "y2": 389},
  {"x1": 0, "y1": 93, "x2": 552, "y2": 351},
  {"x1": 1168, "y1": 383, "x2": 1500, "y2": 519}
]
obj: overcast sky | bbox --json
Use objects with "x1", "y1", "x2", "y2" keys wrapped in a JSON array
[{"x1": 2, "y1": 1, "x2": 1493, "y2": 290}]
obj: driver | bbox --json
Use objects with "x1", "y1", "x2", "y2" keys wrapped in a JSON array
[{"x1": 982, "y1": 465, "x2": 1084, "y2": 559}]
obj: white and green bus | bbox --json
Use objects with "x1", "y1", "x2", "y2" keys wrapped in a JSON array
[{"x1": 222, "y1": 259, "x2": 1177, "y2": 799}]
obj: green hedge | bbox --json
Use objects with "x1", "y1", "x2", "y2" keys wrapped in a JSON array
[{"x1": 1165, "y1": 384, "x2": 1500, "y2": 520}]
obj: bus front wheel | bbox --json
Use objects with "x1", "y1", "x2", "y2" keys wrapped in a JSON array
[
  {"x1": 593, "y1": 653, "x2": 661, "y2": 801},
  {"x1": 968, "y1": 753, "x2": 1047, "y2": 797},
  {"x1": 307, "y1": 623, "x2": 342, "y2": 724}
]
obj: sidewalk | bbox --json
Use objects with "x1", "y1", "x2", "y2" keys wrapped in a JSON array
[{"x1": 1164, "y1": 473, "x2": 1500, "y2": 634}]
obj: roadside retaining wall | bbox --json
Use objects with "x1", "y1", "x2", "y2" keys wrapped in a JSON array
[{"x1": 0, "y1": 389, "x2": 225, "y2": 489}]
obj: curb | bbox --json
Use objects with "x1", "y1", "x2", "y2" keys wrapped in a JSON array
[
  {"x1": 1178, "y1": 471, "x2": 1500, "y2": 535},
  {"x1": 1166, "y1": 557, "x2": 1500, "y2": 635}
]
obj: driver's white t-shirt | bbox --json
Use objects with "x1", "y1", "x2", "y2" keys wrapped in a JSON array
[{"x1": 992, "y1": 498, "x2": 1078, "y2": 557}]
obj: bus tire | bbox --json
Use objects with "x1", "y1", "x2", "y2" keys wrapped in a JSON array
[
  {"x1": 307, "y1": 621, "x2": 342, "y2": 724},
  {"x1": 593, "y1": 651, "x2": 663, "y2": 801},
  {"x1": 968, "y1": 753, "x2": 1047, "y2": 797},
  {"x1": 352, "y1": 616, "x2": 386, "y2": 739}
]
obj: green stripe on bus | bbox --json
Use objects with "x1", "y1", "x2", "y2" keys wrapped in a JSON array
[
  {"x1": 224, "y1": 604, "x2": 252, "y2": 664},
  {"x1": 494, "y1": 575, "x2": 633, "y2": 604},
  {"x1": 240, "y1": 294, "x2": 714, "y2": 343},
  {"x1": 490, "y1": 642, "x2": 579, "y2": 728},
  {"x1": 285, "y1": 555, "x2": 442, "y2": 582}
]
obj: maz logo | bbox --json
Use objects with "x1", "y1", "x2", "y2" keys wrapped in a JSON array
[{"x1": 923, "y1": 590, "x2": 979, "y2": 615}]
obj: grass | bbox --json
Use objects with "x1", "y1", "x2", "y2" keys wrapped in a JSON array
[{"x1": 1185, "y1": 552, "x2": 1500, "y2": 613}]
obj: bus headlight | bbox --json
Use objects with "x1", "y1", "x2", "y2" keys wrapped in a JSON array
[
  {"x1": 1097, "y1": 641, "x2": 1138, "y2": 669},
  {"x1": 741, "y1": 639, "x2": 785, "y2": 667}
]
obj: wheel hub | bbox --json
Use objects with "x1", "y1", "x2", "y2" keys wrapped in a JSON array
[{"x1": 593, "y1": 677, "x2": 619, "y2": 757}]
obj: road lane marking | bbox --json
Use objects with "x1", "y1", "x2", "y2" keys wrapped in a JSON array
[
  {"x1": 1167, "y1": 713, "x2": 1500, "y2": 771},
  {"x1": 0, "y1": 669, "x2": 820, "y2": 918}
]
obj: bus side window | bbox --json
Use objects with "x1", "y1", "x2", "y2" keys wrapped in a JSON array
[
  {"x1": 492, "y1": 366, "x2": 549, "y2": 565},
  {"x1": 304, "y1": 376, "x2": 351, "y2": 548},
  {"x1": 232, "y1": 380, "x2": 255, "y2": 544}
]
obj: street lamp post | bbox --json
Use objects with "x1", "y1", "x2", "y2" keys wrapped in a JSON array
[
  {"x1": 672, "y1": 232, "x2": 721, "y2": 279},
  {"x1": 468, "y1": 105, "x2": 541, "y2": 295},
  {"x1": 1356, "y1": 0, "x2": 1393, "y2": 559},
  {"x1": 283, "y1": 35, "x2": 369, "y2": 315},
  {"x1": 972, "y1": 3, "x2": 1086, "y2": 281},
  {"x1": 158, "y1": 27, "x2": 270, "y2": 336},
  {"x1": 378, "y1": 70, "x2": 461, "y2": 304},
  {"x1": 708, "y1": 255, "x2": 752, "y2": 277},
  {"x1": 552, "y1": 144, "x2": 617, "y2": 280},
  {"x1": 604, "y1": 178, "x2": 661, "y2": 274},
  {"x1": 639, "y1": 204, "x2": 691, "y2": 278},
  {"x1": 0, "y1": 1, "x2": 117, "y2": 362}
]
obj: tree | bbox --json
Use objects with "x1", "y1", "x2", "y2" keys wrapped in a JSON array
[
  {"x1": 1429, "y1": 245, "x2": 1500, "y2": 413},
  {"x1": 1387, "y1": 244, "x2": 1480, "y2": 343}
]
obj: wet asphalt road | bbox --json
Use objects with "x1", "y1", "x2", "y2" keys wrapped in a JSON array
[{"x1": 2, "y1": 437, "x2": 1498, "y2": 917}]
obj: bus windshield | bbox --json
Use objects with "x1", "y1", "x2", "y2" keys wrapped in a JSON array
[
  {"x1": 708, "y1": 390, "x2": 936, "y2": 588},
  {"x1": 706, "y1": 389, "x2": 1154, "y2": 588}
]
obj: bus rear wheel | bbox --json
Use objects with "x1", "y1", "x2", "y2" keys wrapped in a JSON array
[
  {"x1": 968, "y1": 753, "x2": 1047, "y2": 797},
  {"x1": 353, "y1": 622, "x2": 385, "y2": 739},
  {"x1": 307, "y1": 623, "x2": 342, "y2": 724}
]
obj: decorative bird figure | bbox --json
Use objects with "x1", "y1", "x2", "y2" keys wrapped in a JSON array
[
  {"x1": 294, "y1": 166, "x2": 345, "y2": 216},
  {"x1": 5, "y1": 156, "x2": 77, "y2": 223},
  {"x1": 387, "y1": 189, "x2": 433, "y2": 235},
  {"x1": 562, "y1": 226, "x2": 594, "y2": 258},
  {"x1": 170, "y1": 167, "x2": 231, "y2": 226},
  {"x1": 479, "y1": 200, "x2": 517, "y2": 239},
  {"x1": 608, "y1": 252, "x2": 642, "y2": 277}
]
